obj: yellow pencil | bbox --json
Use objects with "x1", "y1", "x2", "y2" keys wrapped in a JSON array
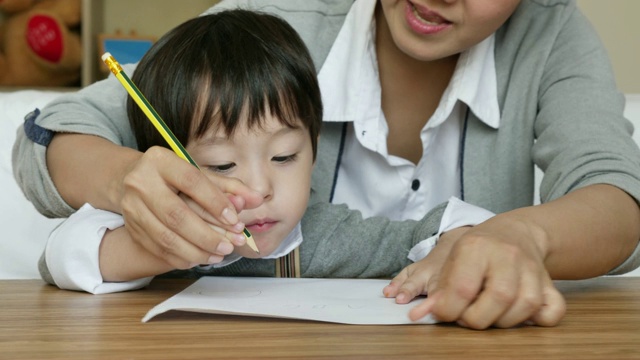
[{"x1": 102, "y1": 52, "x2": 259, "y2": 254}]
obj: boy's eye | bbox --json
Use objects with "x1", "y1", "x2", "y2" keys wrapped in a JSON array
[
  {"x1": 272, "y1": 154, "x2": 297, "y2": 164},
  {"x1": 206, "y1": 163, "x2": 235, "y2": 173}
]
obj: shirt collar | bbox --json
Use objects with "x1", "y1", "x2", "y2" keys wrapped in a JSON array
[
  {"x1": 318, "y1": 0, "x2": 500, "y2": 129},
  {"x1": 318, "y1": 0, "x2": 376, "y2": 123},
  {"x1": 443, "y1": 35, "x2": 501, "y2": 129},
  {"x1": 263, "y1": 222, "x2": 303, "y2": 259},
  {"x1": 208, "y1": 222, "x2": 303, "y2": 269}
]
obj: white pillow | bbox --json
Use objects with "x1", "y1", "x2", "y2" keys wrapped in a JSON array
[{"x1": 0, "y1": 90, "x2": 66, "y2": 279}]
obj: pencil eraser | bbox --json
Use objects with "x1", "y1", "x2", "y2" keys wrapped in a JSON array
[{"x1": 101, "y1": 52, "x2": 112, "y2": 61}]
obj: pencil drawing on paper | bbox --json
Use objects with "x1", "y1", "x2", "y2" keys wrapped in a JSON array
[
  {"x1": 192, "y1": 290, "x2": 262, "y2": 298},
  {"x1": 142, "y1": 277, "x2": 437, "y2": 325}
]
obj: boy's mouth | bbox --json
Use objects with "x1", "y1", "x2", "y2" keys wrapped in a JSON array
[{"x1": 246, "y1": 219, "x2": 277, "y2": 233}]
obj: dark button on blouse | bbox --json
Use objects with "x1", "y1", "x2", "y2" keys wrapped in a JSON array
[{"x1": 411, "y1": 179, "x2": 420, "y2": 191}]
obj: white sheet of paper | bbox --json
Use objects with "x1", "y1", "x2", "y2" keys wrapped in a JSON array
[{"x1": 142, "y1": 277, "x2": 437, "y2": 325}]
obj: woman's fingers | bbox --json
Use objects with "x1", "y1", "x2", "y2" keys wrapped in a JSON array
[
  {"x1": 148, "y1": 147, "x2": 244, "y2": 229},
  {"x1": 491, "y1": 267, "x2": 543, "y2": 328},
  {"x1": 408, "y1": 291, "x2": 442, "y2": 322},
  {"x1": 179, "y1": 193, "x2": 246, "y2": 246},
  {"x1": 119, "y1": 147, "x2": 258, "y2": 266},
  {"x1": 400, "y1": 220, "x2": 565, "y2": 329},
  {"x1": 123, "y1": 199, "x2": 217, "y2": 268},
  {"x1": 207, "y1": 171, "x2": 265, "y2": 211},
  {"x1": 529, "y1": 280, "x2": 567, "y2": 327},
  {"x1": 123, "y1": 181, "x2": 233, "y2": 261}
]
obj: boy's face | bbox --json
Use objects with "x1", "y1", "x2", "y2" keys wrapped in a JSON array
[
  {"x1": 186, "y1": 112, "x2": 314, "y2": 258},
  {"x1": 378, "y1": 0, "x2": 521, "y2": 61}
]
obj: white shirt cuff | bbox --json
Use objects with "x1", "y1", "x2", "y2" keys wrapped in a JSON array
[
  {"x1": 408, "y1": 197, "x2": 496, "y2": 262},
  {"x1": 46, "y1": 203, "x2": 152, "y2": 294}
]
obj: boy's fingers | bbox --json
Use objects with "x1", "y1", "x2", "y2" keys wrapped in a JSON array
[
  {"x1": 383, "y1": 268, "x2": 410, "y2": 297},
  {"x1": 394, "y1": 269, "x2": 430, "y2": 304}
]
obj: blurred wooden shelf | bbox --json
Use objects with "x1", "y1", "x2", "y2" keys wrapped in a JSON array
[{"x1": 82, "y1": 0, "x2": 219, "y2": 87}]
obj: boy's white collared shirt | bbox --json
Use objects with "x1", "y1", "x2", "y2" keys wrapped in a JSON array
[
  {"x1": 46, "y1": 204, "x2": 302, "y2": 294},
  {"x1": 198, "y1": 223, "x2": 302, "y2": 269},
  {"x1": 318, "y1": 0, "x2": 500, "y2": 249}
]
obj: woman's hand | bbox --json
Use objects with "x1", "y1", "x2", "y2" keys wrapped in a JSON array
[
  {"x1": 384, "y1": 216, "x2": 566, "y2": 330},
  {"x1": 119, "y1": 146, "x2": 263, "y2": 269}
]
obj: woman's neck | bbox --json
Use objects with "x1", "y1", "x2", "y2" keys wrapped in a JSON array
[{"x1": 375, "y1": 3, "x2": 458, "y2": 164}]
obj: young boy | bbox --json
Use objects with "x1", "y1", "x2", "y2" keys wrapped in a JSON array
[{"x1": 39, "y1": 9, "x2": 439, "y2": 294}]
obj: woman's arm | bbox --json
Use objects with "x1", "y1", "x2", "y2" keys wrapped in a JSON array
[
  {"x1": 47, "y1": 133, "x2": 140, "y2": 212},
  {"x1": 12, "y1": 64, "x2": 263, "y2": 268},
  {"x1": 522, "y1": 184, "x2": 640, "y2": 278},
  {"x1": 46, "y1": 134, "x2": 255, "y2": 268},
  {"x1": 386, "y1": 184, "x2": 640, "y2": 329}
]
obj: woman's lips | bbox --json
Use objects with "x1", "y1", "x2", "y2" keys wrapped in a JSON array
[{"x1": 404, "y1": 1, "x2": 452, "y2": 35}]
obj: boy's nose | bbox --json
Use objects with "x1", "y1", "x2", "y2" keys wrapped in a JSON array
[{"x1": 241, "y1": 170, "x2": 273, "y2": 201}]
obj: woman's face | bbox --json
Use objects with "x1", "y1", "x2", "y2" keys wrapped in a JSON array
[{"x1": 378, "y1": 0, "x2": 521, "y2": 61}]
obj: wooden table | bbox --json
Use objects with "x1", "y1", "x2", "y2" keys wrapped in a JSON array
[{"x1": 1, "y1": 277, "x2": 640, "y2": 359}]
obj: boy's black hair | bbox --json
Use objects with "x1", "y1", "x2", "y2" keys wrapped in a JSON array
[{"x1": 127, "y1": 9, "x2": 322, "y2": 159}]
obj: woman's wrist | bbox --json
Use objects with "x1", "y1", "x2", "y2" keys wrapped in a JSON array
[
  {"x1": 108, "y1": 148, "x2": 144, "y2": 214},
  {"x1": 48, "y1": 133, "x2": 142, "y2": 213},
  {"x1": 495, "y1": 208, "x2": 552, "y2": 263}
]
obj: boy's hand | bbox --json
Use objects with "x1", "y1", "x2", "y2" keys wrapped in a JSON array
[
  {"x1": 119, "y1": 146, "x2": 263, "y2": 269},
  {"x1": 383, "y1": 217, "x2": 566, "y2": 329}
]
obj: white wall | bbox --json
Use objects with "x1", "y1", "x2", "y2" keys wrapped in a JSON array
[
  {"x1": 577, "y1": 0, "x2": 640, "y2": 93},
  {"x1": 102, "y1": 0, "x2": 219, "y2": 38}
]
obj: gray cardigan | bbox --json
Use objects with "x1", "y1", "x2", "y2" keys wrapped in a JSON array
[{"x1": 16, "y1": 0, "x2": 640, "y2": 278}]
